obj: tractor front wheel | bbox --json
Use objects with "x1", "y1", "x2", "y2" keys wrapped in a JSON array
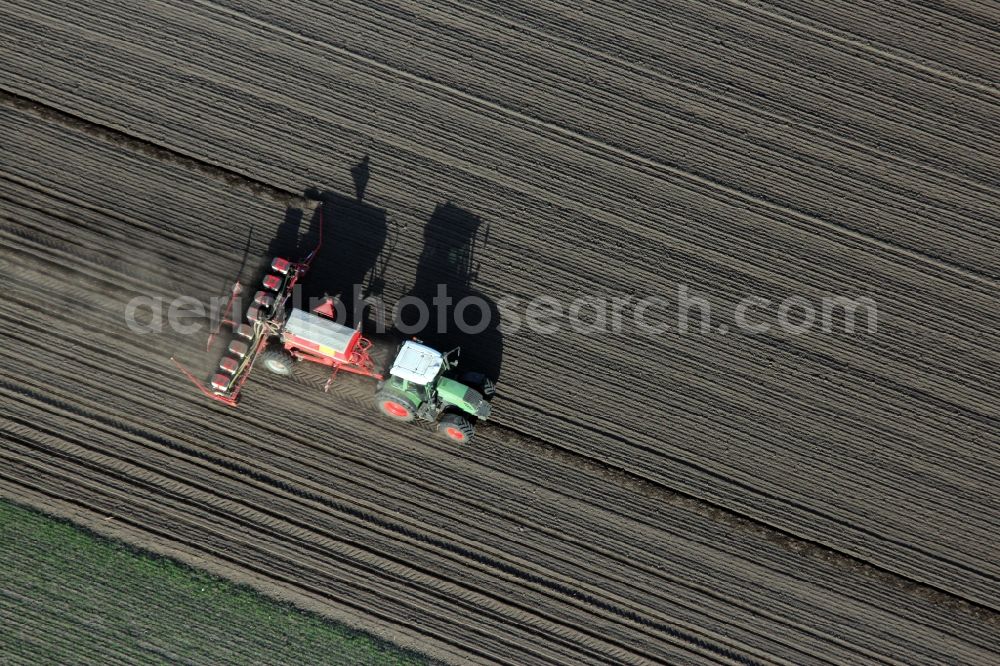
[
  {"x1": 375, "y1": 391, "x2": 416, "y2": 422},
  {"x1": 260, "y1": 349, "x2": 295, "y2": 376},
  {"x1": 437, "y1": 413, "x2": 474, "y2": 443}
]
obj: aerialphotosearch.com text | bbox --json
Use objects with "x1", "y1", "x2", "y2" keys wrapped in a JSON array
[{"x1": 125, "y1": 283, "x2": 877, "y2": 337}]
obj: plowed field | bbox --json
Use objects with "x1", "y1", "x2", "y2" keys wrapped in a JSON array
[{"x1": 2, "y1": 0, "x2": 999, "y2": 663}]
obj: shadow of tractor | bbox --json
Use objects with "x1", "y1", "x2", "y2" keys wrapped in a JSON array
[{"x1": 397, "y1": 202, "x2": 503, "y2": 387}]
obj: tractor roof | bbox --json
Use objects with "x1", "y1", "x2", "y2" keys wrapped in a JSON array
[{"x1": 389, "y1": 341, "x2": 444, "y2": 385}]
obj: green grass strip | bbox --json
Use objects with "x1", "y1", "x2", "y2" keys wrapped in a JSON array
[{"x1": 0, "y1": 499, "x2": 429, "y2": 665}]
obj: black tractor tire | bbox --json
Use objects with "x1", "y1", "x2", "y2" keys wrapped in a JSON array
[
  {"x1": 260, "y1": 349, "x2": 295, "y2": 377},
  {"x1": 375, "y1": 391, "x2": 416, "y2": 422},
  {"x1": 437, "y1": 413, "x2": 475, "y2": 443}
]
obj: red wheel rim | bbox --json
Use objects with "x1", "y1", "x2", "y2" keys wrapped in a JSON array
[
  {"x1": 445, "y1": 427, "x2": 466, "y2": 441},
  {"x1": 382, "y1": 401, "x2": 409, "y2": 418}
]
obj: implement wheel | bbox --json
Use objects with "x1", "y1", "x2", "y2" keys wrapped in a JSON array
[
  {"x1": 437, "y1": 413, "x2": 474, "y2": 443},
  {"x1": 376, "y1": 391, "x2": 416, "y2": 422},
  {"x1": 260, "y1": 349, "x2": 294, "y2": 376}
]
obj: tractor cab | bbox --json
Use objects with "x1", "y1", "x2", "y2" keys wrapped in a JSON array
[
  {"x1": 383, "y1": 341, "x2": 444, "y2": 410},
  {"x1": 389, "y1": 340, "x2": 446, "y2": 385}
]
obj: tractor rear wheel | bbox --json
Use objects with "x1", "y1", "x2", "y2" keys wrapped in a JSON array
[
  {"x1": 260, "y1": 349, "x2": 294, "y2": 376},
  {"x1": 375, "y1": 391, "x2": 416, "y2": 422},
  {"x1": 437, "y1": 413, "x2": 474, "y2": 443}
]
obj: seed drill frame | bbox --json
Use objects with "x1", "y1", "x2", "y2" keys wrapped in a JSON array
[{"x1": 172, "y1": 209, "x2": 383, "y2": 406}]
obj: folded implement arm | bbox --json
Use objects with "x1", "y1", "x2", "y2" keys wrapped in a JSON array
[{"x1": 172, "y1": 207, "x2": 324, "y2": 406}]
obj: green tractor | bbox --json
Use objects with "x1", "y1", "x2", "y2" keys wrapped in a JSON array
[{"x1": 374, "y1": 339, "x2": 494, "y2": 442}]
